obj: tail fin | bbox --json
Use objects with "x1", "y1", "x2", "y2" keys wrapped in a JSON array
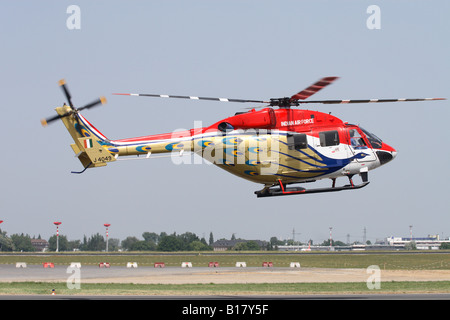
[{"x1": 55, "y1": 105, "x2": 116, "y2": 170}]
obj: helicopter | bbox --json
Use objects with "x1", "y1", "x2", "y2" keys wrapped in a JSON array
[{"x1": 41, "y1": 77, "x2": 445, "y2": 197}]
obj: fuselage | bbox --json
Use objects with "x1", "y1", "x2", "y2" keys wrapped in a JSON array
[{"x1": 76, "y1": 107, "x2": 397, "y2": 186}]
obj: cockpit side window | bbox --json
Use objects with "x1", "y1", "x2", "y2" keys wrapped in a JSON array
[{"x1": 349, "y1": 129, "x2": 367, "y2": 149}]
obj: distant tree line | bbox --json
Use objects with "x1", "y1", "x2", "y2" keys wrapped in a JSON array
[
  {"x1": 1, "y1": 230, "x2": 271, "y2": 252},
  {"x1": 121, "y1": 232, "x2": 212, "y2": 252},
  {"x1": 0, "y1": 230, "x2": 214, "y2": 252}
]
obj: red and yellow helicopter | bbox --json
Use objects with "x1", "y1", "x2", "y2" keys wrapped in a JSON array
[{"x1": 41, "y1": 77, "x2": 445, "y2": 197}]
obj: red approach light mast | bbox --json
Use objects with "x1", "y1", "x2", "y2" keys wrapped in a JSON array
[
  {"x1": 53, "y1": 222, "x2": 62, "y2": 252},
  {"x1": 104, "y1": 223, "x2": 111, "y2": 252}
]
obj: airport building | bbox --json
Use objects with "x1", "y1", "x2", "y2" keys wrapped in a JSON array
[
  {"x1": 277, "y1": 235, "x2": 450, "y2": 251},
  {"x1": 385, "y1": 235, "x2": 450, "y2": 250},
  {"x1": 30, "y1": 239, "x2": 49, "y2": 252}
]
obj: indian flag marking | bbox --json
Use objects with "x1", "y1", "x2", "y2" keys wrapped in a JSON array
[{"x1": 84, "y1": 139, "x2": 93, "y2": 149}]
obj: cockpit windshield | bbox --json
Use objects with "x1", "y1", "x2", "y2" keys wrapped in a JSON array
[{"x1": 360, "y1": 127, "x2": 383, "y2": 149}]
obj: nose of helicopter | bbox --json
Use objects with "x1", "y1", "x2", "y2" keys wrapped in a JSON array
[{"x1": 376, "y1": 143, "x2": 397, "y2": 165}]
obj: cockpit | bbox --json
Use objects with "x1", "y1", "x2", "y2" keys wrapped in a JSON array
[
  {"x1": 347, "y1": 126, "x2": 383, "y2": 149},
  {"x1": 360, "y1": 127, "x2": 383, "y2": 149},
  {"x1": 345, "y1": 124, "x2": 396, "y2": 166},
  {"x1": 349, "y1": 128, "x2": 367, "y2": 149}
]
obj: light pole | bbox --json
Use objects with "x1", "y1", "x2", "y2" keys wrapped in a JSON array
[
  {"x1": 53, "y1": 222, "x2": 61, "y2": 252},
  {"x1": 329, "y1": 227, "x2": 333, "y2": 250},
  {"x1": 292, "y1": 228, "x2": 301, "y2": 246},
  {"x1": 0, "y1": 220, "x2": 3, "y2": 251},
  {"x1": 104, "y1": 224, "x2": 111, "y2": 252}
]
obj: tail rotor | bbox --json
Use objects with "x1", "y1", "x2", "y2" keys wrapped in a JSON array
[{"x1": 41, "y1": 79, "x2": 107, "y2": 127}]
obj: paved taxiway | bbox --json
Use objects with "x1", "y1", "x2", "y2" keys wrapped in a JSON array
[{"x1": 1, "y1": 264, "x2": 449, "y2": 284}]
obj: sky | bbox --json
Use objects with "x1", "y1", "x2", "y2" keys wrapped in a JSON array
[{"x1": 0, "y1": 1, "x2": 449, "y2": 245}]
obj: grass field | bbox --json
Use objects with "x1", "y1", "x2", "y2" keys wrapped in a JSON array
[
  {"x1": 1, "y1": 281, "x2": 449, "y2": 296},
  {"x1": 1, "y1": 251, "x2": 449, "y2": 270}
]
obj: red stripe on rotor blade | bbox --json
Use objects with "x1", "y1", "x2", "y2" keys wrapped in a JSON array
[{"x1": 291, "y1": 76, "x2": 339, "y2": 100}]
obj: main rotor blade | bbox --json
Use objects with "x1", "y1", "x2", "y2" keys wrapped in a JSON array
[
  {"x1": 297, "y1": 97, "x2": 446, "y2": 104},
  {"x1": 113, "y1": 93, "x2": 268, "y2": 104},
  {"x1": 59, "y1": 79, "x2": 74, "y2": 109},
  {"x1": 290, "y1": 76, "x2": 339, "y2": 101}
]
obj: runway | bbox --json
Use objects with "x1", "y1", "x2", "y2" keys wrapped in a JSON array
[{"x1": 1, "y1": 264, "x2": 450, "y2": 284}]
